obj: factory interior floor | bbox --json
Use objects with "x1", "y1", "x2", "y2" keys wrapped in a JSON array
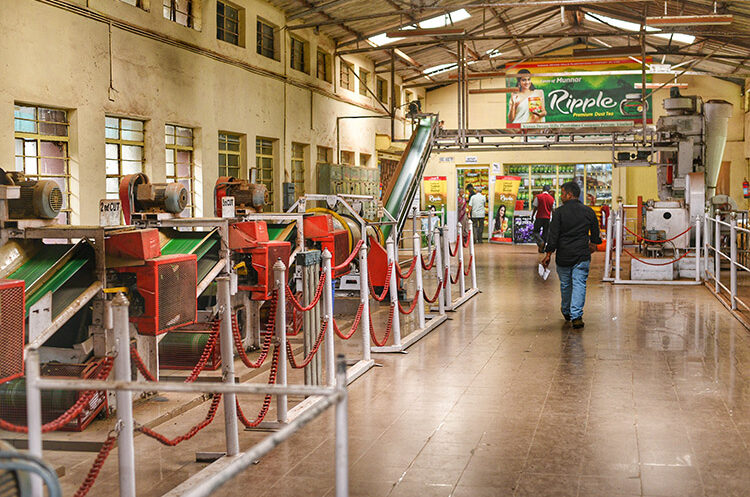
[{"x1": 53, "y1": 243, "x2": 750, "y2": 497}]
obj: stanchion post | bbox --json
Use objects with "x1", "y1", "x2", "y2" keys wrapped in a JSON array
[
  {"x1": 334, "y1": 354, "x2": 349, "y2": 497},
  {"x1": 434, "y1": 227, "x2": 446, "y2": 316},
  {"x1": 427, "y1": 209, "x2": 434, "y2": 256},
  {"x1": 358, "y1": 241, "x2": 371, "y2": 361},
  {"x1": 603, "y1": 210, "x2": 613, "y2": 280},
  {"x1": 615, "y1": 211, "x2": 622, "y2": 281},
  {"x1": 273, "y1": 260, "x2": 289, "y2": 422},
  {"x1": 458, "y1": 222, "x2": 466, "y2": 297},
  {"x1": 695, "y1": 216, "x2": 701, "y2": 283},
  {"x1": 468, "y1": 219, "x2": 477, "y2": 290},
  {"x1": 217, "y1": 276, "x2": 240, "y2": 454},
  {"x1": 413, "y1": 232, "x2": 426, "y2": 330},
  {"x1": 704, "y1": 213, "x2": 710, "y2": 282},
  {"x1": 322, "y1": 249, "x2": 336, "y2": 386},
  {"x1": 730, "y1": 214, "x2": 738, "y2": 309},
  {"x1": 386, "y1": 236, "x2": 402, "y2": 346},
  {"x1": 715, "y1": 213, "x2": 721, "y2": 294},
  {"x1": 112, "y1": 292, "x2": 137, "y2": 497},
  {"x1": 25, "y1": 349, "x2": 43, "y2": 497},
  {"x1": 442, "y1": 226, "x2": 452, "y2": 308}
]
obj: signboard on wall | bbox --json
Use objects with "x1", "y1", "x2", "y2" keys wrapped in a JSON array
[
  {"x1": 490, "y1": 176, "x2": 521, "y2": 243},
  {"x1": 422, "y1": 176, "x2": 447, "y2": 216},
  {"x1": 506, "y1": 58, "x2": 653, "y2": 129}
]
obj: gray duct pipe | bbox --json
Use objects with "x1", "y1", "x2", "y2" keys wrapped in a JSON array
[{"x1": 704, "y1": 100, "x2": 733, "y2": 199}]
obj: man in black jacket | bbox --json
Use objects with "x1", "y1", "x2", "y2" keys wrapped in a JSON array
[{"x1": 541, "y1": 181, "x2": 602, "y2": 329}]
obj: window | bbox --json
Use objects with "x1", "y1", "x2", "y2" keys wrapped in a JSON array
[
  {"x1": 218, "y1": 132, "x2": 242, "y2": 178},
  {"x1": 290, "y1": 36, "x2": 307, "y2": 73},
  {"x1": 105, "y1": 116, "x2": 145, "y2": 200},
  {"x1": 166, "y1": 125, "x2": 195, "y2": 216},
  {"x1": 394, "y1": 84, "x2": 402, "y2": 108},
  {"x1": 360, "y1": 153, "x2": 371, "y2": 168},
  {"x1": 256, "y1": 137, "x2": 274, "y2": 201},
  {"x1": 359, "y1": 68, "x2": 370, "y2": 96},
  {"x1": 14, "y1": 104, "x2": 71, "y2": 223},
  {"x1": 217, "y1": 1, "x2": 242, "y2": 46},
  {"x1": 163, "y1": 0, "x2": 196, "y2": 28},
  {"x1": 317, "y1": 50, "x2": 331, "y2": 82},
  {"x1": 376, "y1": 77, "x2": 388, "y2": 103},
  {"x1": 120, "y1": 0, "x2": 148, "y2": 8},
  {"x1": 339, "y1": 150, "x2": 353, "y2": 165},
  {"x1": 340, "y1": 60, "x2": 352, "y2": 91},
  {"x1": 291, "y1": 142, "x2": 305, "y2": 199},
  {"x1": 257, "y1": 19, "x2": 277, "y2": 60},
  {"x1": 317, "y1": 146, "x2": 332, "y2": 165}
]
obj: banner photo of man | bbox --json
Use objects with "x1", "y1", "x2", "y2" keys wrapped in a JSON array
[
  {"x1": 490, "y1": 176, "x2": 521, "y2": 243},
  {"x1": 506, "y1": 57, "x2": 653, "y2": 129}
]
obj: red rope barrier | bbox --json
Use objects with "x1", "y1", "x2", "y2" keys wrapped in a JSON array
[
  {"x1": 131, "y1": 345, "x2": 157, "y2": 382},
  {"x1": 450, "y1": 261, "x2": 462, "y2": 284},
  {"x1": 423, "y1": 282, "x2": 442, "y2": 303},
  {"x1": 332, "y1": 239, "x2": 365, "y2": 271},
  {"x1": 396, "y1": 256, "x2": 418, "y2": 280},
  {"x1": 286, "y1": 272, "x2": 326, "y2": 312},
  {"x1": 333, "y1": 303, "x2": 364, "y2": 340},
  {"x1": 236, "y1": 345, "x2": 280, "y2": 428},
  {"x1": 421, "y1": 249, "x2": 437, "y2": 270},
  {"x1": 72, "y1": 434, "x2": 118, "y2": 497},
  {"x1": 463, "y1": 255, "x2": 473, "y2": 275},
  {"x1": 463, "y1": 234, "x2": 470, "y2": 248},
  {"x1": 623, "y1": 248, "x2": 691, "y2": 266},
  {"x1": 369, "y1": 304, "x2": 395, "y2": 347},
  {"x1": 0, "y1": 357, "x2": 115, "y2": 434},
  {"x1": 138, "y1": 394, "x2": 222, "y2": 446},
  {"x1": 232, "y1": 290, "x2": 277, "y2": 369},
  {"x1": 184, "y1": 318, "x2": 221, "y2": 383},
  {"x1": 287, "y1": 319, "x2": 328, "y2": 368},
  {"x1": 368, "y1": 261, "x2": 393, "y2": 301},
  {"x1": 623, "y1": 225, "x2": 692, "y2": 244},
  {"x1": 397, "y1": 290, "x2": 421, "y2": 315}
]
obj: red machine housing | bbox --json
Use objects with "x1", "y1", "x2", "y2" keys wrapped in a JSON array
[
  {"x1": 0, "y1": 280, "x2": 25, "y2": 385},
  {"x1": 230, "y1": 221, "x2": 291, "y2": 300},
  {"x1": 105, "y1": 229, "x2": 162, "y2": 260},
  {"x1": 366, "y1": 235, "x2": 389, "y2": 289},
  {"x1": 304, "y1": 215, "x2": 350, "y2": 277},
  {"x1": 113, "y1": 254, "x2": 198, "y2": 335}
]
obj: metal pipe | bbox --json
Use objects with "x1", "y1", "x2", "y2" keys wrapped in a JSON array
[
  {"x1": 387, "y1": 236, "x2": 402, "y2": 346},
  {"x1": 615, "y1": 211, "x2": 622, "y2": 281},
  {"x1": 413, "y1": 232, "x2": 426, "y2": 330},
  {"x1": 434, "y1": 228, "x2": 446, "y2": 315},
  {"x1": 458, "y1": 222, "x2": 466, "y2": 297},
  {"x1": 359, "y1": 242, "x2": 371, "y2": 361},
  {"x1": 443, "y1": 226, "x2": 452, "y2": 307},
  {"x1": 0, "y1": 455, "x2": 61, "y2": 497},
  {"x1": 731, "y1": 214, "x2": 737, "y2": 310},
  {"x1": 25, "y1": 349, "x2": 43, "y2": 497},
  {"x1": 715, "y1": 214, "x2": 721, "y2": 294},
  {"x1": 112, "y1": 292, "x2": 136, "y2": 497},
  {"x1": 695, "y1": 216, "x2": 701, "y2": 283},
  {"x1": 322, "y1": 249, "x2": 336, "y2": 386},
  {"x1": 217, "y1": 276, "x2": 240, "y2": 454},
  {"x1": 603, "y1": 210, "x2": 613, "y2": 280},
  {"x1": 274, "y1": 260, "x2": 289, "y2": 422},
  {"x1": 468, "y1": 219, "x2": 477, "y2": 290},
  {"x1": 334, "y1": 354, "x2": 349, "y2": 497}
]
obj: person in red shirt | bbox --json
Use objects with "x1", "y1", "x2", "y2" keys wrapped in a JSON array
[{"x1": 532, "y1": 185, "x2": 555, "y2": 252}]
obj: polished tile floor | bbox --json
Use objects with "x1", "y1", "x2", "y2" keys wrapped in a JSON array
[{"x1": 54, "y1": 244, "x2": 750, "y2": 496}]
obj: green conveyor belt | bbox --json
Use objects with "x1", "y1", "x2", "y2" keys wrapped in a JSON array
[
  {"x1": 24, "y1": 256, "x2": 89, "y2": 314},
  {"x1": 267, "y1": 227, "x2": 286, "y2": 240},
  {"x1": 162, "y1": 237, "x2": 217, "y2": 259},
  {"x1": 8, "y1": 245, "x2": 71, "y2": 289}
]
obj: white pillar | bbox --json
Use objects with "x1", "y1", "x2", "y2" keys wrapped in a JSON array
[
  {"x1": 715, "y1": 214, "x2": 721, "y2": 294},
  {"x1": 273, "y1": 260, "x2": 288, "y2": 421},
  {"x1": 603, "y1": 210, "x2": 613, "y2": 280},
  {"x1": 442, "y1": 226, "x2": 452, "y2": 308},
  {"x1": 217, "y1": 276, "x2": 240, "y2": 453},
  {"x1": 113, "y1": 293, "x2": 136, "y2": 497},
  {"x1": 386, "y1": 236, "x2": 402, "y2": 346},
  {"x1": 358, "y1": 241, "x2": 371, "y2": 361},
  {"x1": 322, "y1": 249, "x2": 336, "y2": 386},
  {"x1": 468, "y1": 219, "x2": 477, "y2": 290},
  {"x1": 434, "y1": 228, "x2": 446, "y2": 316},
  {"x1": 615, "y1": 211, "x2": 622, "y2": 281},
  {"x1": 458, "y1": 222, "x2": 466, "y2": 297},
  {"x1": 695, "y1": 216, "x2": 701, "y2": 283},
  {"x1": 730, "y1": 214, "x2": 737, "y2": 309},
  {"x1": 704, "y1": 213, "x2": 710, "y2": 282},
  {"x1": 25, "y1": 349, "x2": 43, "y2": 497},
  {"x1": 413, "y1": 232, "x2": 426, "y2": 330},
  {"x1": 334, "y1": 354, "x2": 349, "y2": 497}
]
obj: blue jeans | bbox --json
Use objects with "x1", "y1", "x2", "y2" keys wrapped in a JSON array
[{"x1": 556, "y1": 260, "x2": 590, "y2": 320}]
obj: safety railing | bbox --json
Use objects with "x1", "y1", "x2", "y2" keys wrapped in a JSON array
[
  {"x1": 22, "y1": 288, "x2": 349, "y2": 497},
  {"x1": 704, "y1": 212, "x2": 750, "y2": 313}
]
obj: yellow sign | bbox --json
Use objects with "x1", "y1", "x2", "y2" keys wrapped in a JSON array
[{"x1": 491, "y1": 176, "x2": 521, "y2": 243}]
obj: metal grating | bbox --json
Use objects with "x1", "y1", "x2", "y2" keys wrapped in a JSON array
[
  {"x1": 157, "y1": 258, "x2": 197, "y2": 332},
  {"x1": 0, "y1": 281, "x2": 25, "y2": 385},
  {"x1": 158, "y1": 329, "x2": 221, "y2": 370}
]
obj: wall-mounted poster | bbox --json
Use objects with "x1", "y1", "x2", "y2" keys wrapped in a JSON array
[
  {"x1": 422, "y1": 176, "x2": 447, "y2": 219},
  {"x1": 506, "y1": 58, "x2": 653, "y2": 129},
  {"x1": 490, "y1": 176, "x2": 521, "y2": 243}
]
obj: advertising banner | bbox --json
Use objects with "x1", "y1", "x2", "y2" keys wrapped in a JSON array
[
  {"x1": 422, "y1": 176, "x2": 447, "y2": 213},
  {"x1": 490, "y1": 176, "x2": 521, "y2": 243},
  {"x1": 506, "y1": 58, "x2": 652, "y2": 129}
]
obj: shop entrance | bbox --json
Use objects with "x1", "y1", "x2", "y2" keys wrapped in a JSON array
[{"x1": 457, "y1": 166, "x2": 490, "y2": 242}]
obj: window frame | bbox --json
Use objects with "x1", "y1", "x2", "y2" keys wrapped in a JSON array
[
  {"x1": 256, "y1": 137, "x2": 275, "y2": 202},
  {"x1": 339, "y1": 60, "x2": 352, "y2": 91},
  {"x1": 316, "y1": 49, "x2": 332, "y2": 82},
  {"x1": 218, "y1": 131, "x2": 242, "y2": 179},
  {"x1": 217, "y1": 0, "x2": 243, "y2": 46},
  {"x1": 339, "y1": 150, "x2": 354, "y2": 166},
  {"x1": 376, "y1": 77, "x2": 388, "y2": 103},
  {"x1": 256, "y1": 18, "x2": 278, "y2": 60},
  {"x1": 163, "y1": 0, "x2": 197, "y2": 29},
  {"x1": 291, "y1": 142, "x2": 306, "y2": 199},
  {"x1": 359, "y1": 68, "x2": 370, "y2": 96},
  {"x1": 290, "y1": 35, "x2": 307, "y2": 73},
  {"x1": 105, "y1": 116, "x2": 146, "y2": 201},
  {"x1": 165, "y1": 124, "x2": 196, "y2": 216},
  {"x1": 316, "y1": 145, "x2": 332, "y2": 165}
]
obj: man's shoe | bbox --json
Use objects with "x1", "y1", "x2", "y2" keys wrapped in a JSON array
[
  {"x1": 563, "y1": 314, "x2": 571, "y2": 322},
  {"x1": 572, "y1": 318, "x2": 584, "y2": 329}
]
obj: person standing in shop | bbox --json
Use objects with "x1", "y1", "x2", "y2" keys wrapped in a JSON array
[
  {"x1": 541, "y1": 181, "x2": 601, "y2": 330},
  {"x1": 531, "y1": 184, "x2": 555, "y2": 252},
  {"x1": 467, "y1": 185, "x2": 487, "y2": 243}
]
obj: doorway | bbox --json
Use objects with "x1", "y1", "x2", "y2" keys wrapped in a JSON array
[{"x1": 457, "y1": 166, "x2": 491, "y2": 242}]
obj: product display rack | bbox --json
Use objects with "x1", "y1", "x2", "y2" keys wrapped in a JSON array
[{"x1": 504, "y1": 164, "x2": 613, "y2": 209}]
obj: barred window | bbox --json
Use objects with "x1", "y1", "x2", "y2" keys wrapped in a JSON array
[
  {"x1": 359, "y1": 68, "x2": 370, "y2": 96},
  {"x1": 217, "y1": 1, "x2": 242, "y2": 46},
  {"x1": 105, "y1": 116, "x2": 145, "y2": 200},
  {"x1": 256, "y1": 137, "x2": 274, "y2": 200},
  {"x1": 14, "y1": 104, "x2": 71, "y2": 223},
  {"x1": 163, "y1": 0, "x2": 195, "y2": 28},
  {"x1": 339, "y1": 150, "x2": 353, "y2": 165},
  {"x1": 317, "y1": 50, "x2": 331, "y2": 82},
  {"x1": 166, "y1": 124, "x2": 195, "y2": 216},
  {"x1": 316, "y1": 146, "x2": 332, "y2": 165},
  {"x1": 290, "y1": 36, "x2": 306, "y2": 72},
  {"x1": 218, "y1": 132, "x2": 242, "y2": 178},
  {"x1": 257, "y1": 19, "x2": 277, "y2": 59},
  {"x1": 376, "y1": 77, "x2": 388, "y2": 103},
  {"x1": 360, "y1": 153, "x2": 371, "y2": 167},
  {"x1": 291, "y1": 142, "x2": 305, "y2": 199},
  {"x1": 340, "y1": 60, "x2": 352, "y2": 91}
]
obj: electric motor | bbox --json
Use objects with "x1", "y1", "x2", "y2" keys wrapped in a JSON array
[
  {"x1": 135, "y1": 182, "x2": 188, "y2": 214},
  {"x1": 1, "y1": 169, "x2": 63, "y2": 219}
]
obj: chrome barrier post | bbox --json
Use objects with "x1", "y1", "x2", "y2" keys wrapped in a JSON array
[
  {"x1": 358, "y1": 242, "x2": 371, "y2": 361},
  {"x1": 322, "y1": 249, "x2": 336, "y2": 386},
  {"x1": 442, "y1": 226, "x2": 452, "y2": 308},
  {"x1": 468, "y1": 219, "x2": 477, "y2": 290},
  {"x1": 434, "y1": 228, "x2": 446, "y2": 316},
  {"x1": 731, "y1": 214, "x2": 738, "y2": 310},
  {"x1": 217, "y1": 276, "x2": 240, "y2": 454},
  {"x1": 113, "y1": 293, "x2": 137, "y2": 497},
  {"x1": 458, "y1": 222, "x2": 466, "y2": 297},
  {"x1": 695, "y1": 216, "x2": 701, "y2": 283},
  {"x1": 25, "y1": 349, "x2": 43, "y2": 497},
  {"x1": 615, "y1": 211, "x2": 622, "y2": 281},
  {"x1": 413, "y1": 232, "x2": 426, "y2": 330},
  {"x1": 386, "y1": 236, "x2": 402, "y2": 346},
  {"x1": 704, "y1": 213, "x2": 710, "y2": 281},
  {"x1": 273, "y1": 260, "x2": 289, "y2": 421},
  {"x1": 334, "y1": 354, "x2": 349, "y2": 497},
  {"x1": 427, "y1": 209, "x2": 434, "y2": 255},
  {"x1": 603, "y1": 211, "x2": 613, "y2": 280},
  {"x1": 715, "y1": 214, "x2": 721, "y2": 294}
]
